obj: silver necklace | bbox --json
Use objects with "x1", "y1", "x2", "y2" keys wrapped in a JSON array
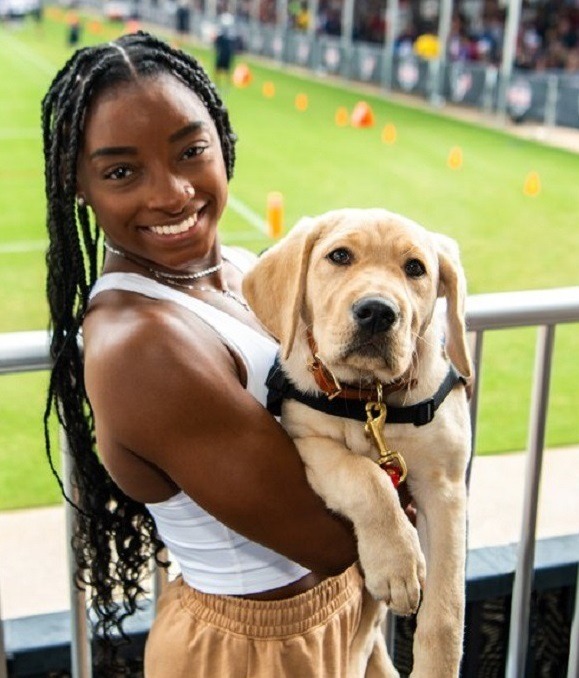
[
  {"x1": 104, "y1": 241, "x2": 222, "y2": 282},
  {"x1": 166, "y1": 278, "x2": 251, "y2": 312},
  {"x1": 103, "y1": 240, "x2": 250, "y2": 311}
]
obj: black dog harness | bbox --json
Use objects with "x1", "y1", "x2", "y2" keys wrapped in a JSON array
[{"x1": 266, "y1": 354, "x2": 466, "y2": 427}]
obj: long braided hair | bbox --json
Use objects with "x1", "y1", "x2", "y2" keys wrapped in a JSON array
[{"x1": 42, "y1": 31, "x2": 237, "y2": 659}]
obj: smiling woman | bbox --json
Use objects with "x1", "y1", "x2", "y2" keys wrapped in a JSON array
[
  {"x1": 39, "y1": 30, "x2": 383, "y2": 677},
  {"x1": 75, "y1": 74, "x2": 229, "y2": 270}
]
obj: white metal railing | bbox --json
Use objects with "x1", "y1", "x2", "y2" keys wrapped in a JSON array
[{"x1": 0, "y1": 286, "x2": 578, "y2": 677}]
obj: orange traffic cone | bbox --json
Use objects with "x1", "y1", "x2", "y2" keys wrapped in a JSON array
[
  {"x1": 447, "y1": 146, "x2": 463, "y2": 170},
  {"x1": 351, "y1": 101, "x2": 375, "y2": 128},
  {"x1": 335, "y1": 107, "x2": 349, "y2": 126},
  {"x1": 87, "y1": 20, "x2": 104, "y2": 34},
  {"x1": 266, "y1": 192, "x2": 284, "y2": 238},
  {"x1": 262, "y1": 81, "x2": 275, "y2": 98},
  {"x1": 295, "y1": 93, "x2": 308, "y2": 111},
  {"x1": 381, "y1": 123, "x2": 397, "y2": 144},
  {"x1": 523, "y1": 171, "x2": 541, "y2": 196},
  {"x1": 232, "y1": 64, "x2": 253, "y2": 88},
  {"x1": 125, "y1": 20, "x2": 140, "y2": 33}
]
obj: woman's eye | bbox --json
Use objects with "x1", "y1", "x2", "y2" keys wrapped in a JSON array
[
  {"x1": 405, "y1": 258, "x2": 426, "y2": 278},
  {"x1": 182, "y1": 144, "x2": 207, "y2": 160},
  {"x1": 327, "y1": 248, "x2": 353, "y2": 266},
  {"x1": 104, "y1": 166, "x2": 133, "y2": 181}
]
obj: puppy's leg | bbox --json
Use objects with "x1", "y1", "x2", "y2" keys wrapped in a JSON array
[
  {"x1": 365, "y1": 633, "x2": 398, "y2": 678},
  {"x1": 296, "y1": 437, "x2": 426, "y2": 616},
  {"x1": 410, "y1": 481, "x2": 467, "y2": 678},
  {"x1": 348, "y1": 594, "x2": 398, "y2": 678}
]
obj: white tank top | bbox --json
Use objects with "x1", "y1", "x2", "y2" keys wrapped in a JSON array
[{"x1": 88, "y1": 247, "x2": 310, "y2": 595}]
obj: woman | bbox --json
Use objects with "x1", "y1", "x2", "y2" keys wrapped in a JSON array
[{"x1": 42, "y1": 31, "x2": 392, "y2": 676}]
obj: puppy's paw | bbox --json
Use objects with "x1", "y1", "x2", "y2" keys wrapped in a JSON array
[{"x1": 360, "y1": 522, "x2": 426, "y2": 617}]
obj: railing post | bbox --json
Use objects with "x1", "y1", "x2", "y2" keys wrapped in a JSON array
[
  {"x1": 381, "y1": 0, "x2": 399, "y2": 90},
  {"x1": 0, "y1": 592, "x2": 7, "y2": 678},
  {"x1": 61, "y1": 429, "x2": 93, "y2": 678},
  {"x1": 544, "y1": 73, "x2": 559, "y2": 129},
  {"x1": 152, "y1": 548, "x2": 169, "y2": 605},
  {"x1": 505, "y1": 324, "x2": 555, "y2": 678},
  {"x1": 384, "y1": 609, "x2": 396, "y2": 658},
  {"x1": 468, "y1": 330, "x2": 484, "y2": 456},
  {"x1": 568, "y1": 569, "x2": 579, "y2": 678}
]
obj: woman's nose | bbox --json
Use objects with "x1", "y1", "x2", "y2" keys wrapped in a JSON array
[{"x1": 147, "y1": 173, "x2": 194, "y2": 213}]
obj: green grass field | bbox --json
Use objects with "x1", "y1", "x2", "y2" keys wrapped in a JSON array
[{"x1": 0, "y1": 12, "x2": 577, "y2": 510}]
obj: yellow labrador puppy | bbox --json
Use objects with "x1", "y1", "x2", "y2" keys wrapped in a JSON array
[{"x1": 242, "y1": 208, "x2": 472, "y2": 677}]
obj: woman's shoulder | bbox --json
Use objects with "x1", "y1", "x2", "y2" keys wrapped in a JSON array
[{"x1": 83, "y1": 289, "x2": 236, "y2": 395}]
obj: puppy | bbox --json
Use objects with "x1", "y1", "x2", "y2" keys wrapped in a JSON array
[{"x1": 242, "y1": 208, "x2": 472, "y2": 677}]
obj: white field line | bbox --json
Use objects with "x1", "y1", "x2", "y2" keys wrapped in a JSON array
[
  {"x1": 0, "y1": 129, "x2": 40, "y2": 141},
  {"x1": 1, "y1": 29, "x2": 58, "y2": 78},
  {"x1": 0, "y1": 240, "x2": 47, "y2": 254},
  {"x1": 227, "y1": 194, "x2": 267, "y2": 233}
]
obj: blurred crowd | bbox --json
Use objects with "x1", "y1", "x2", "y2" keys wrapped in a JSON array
[
  {"x1": 7, "y1": 0, "x2": 573, "y2": 73},
  {"x1": 229, "y1": 0, "x2": 579, "y2": 72}
]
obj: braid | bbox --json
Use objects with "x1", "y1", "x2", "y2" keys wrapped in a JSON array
[{"x1": 42, "y1": 32, "x2": 236, "y2": 666}]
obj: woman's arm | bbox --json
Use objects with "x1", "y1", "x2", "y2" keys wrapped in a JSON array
[{"x1": 84, "y1": 300, "x2": 358, "y2": 575}]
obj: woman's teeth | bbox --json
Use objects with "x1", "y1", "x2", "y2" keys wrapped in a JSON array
[{"x1": 150, "y1": 213, "x2": 197, "y2": 235}]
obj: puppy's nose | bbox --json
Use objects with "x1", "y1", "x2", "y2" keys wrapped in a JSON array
[{"x1": 352, "y1": 297, "x2": 398, "y2": 334}]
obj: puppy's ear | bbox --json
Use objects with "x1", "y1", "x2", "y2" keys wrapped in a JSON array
[
  {"x1": 435, "y1": 234, "x2": 472, "y2": 379},
  {"x1": 242, "y1": 217, "x2": 319, "y2": 359}
]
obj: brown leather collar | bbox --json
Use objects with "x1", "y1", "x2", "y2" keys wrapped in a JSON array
[{"x1": 306, "y1": 331, "x2": 416, "y2": 400}]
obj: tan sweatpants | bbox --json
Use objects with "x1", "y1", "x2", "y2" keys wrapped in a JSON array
[{"x1": 144, "y1": 564, "x2": 393, "y2": 677}]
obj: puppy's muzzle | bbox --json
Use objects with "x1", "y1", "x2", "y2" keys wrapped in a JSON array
[{"x1": 352, "y1": 297, "x2": 399, "y2": 335}]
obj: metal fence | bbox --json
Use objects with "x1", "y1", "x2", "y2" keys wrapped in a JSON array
[{"x1": 0, "y1": 286, "x2": 578, "y2": 676}]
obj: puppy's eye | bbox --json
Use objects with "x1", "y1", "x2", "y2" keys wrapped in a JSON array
[
  {"x1": 327, "y1": 248, "x2": 353, "y2": 266},
  {"x1": 405, "y1": 258, "x2": 426, "y2": 278}
]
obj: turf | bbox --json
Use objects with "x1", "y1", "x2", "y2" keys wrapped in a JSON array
[{"x1": 0, "y1": 12, "x2": 577, "y2": 510}]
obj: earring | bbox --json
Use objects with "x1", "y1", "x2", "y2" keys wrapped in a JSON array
[{"x1": 76, "y1": 195, "x2": 86, "y2": 208}]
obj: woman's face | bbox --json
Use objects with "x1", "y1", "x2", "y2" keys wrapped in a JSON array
[{"x1": 76, "y1": 72, "x2": 229, "y2": 269}]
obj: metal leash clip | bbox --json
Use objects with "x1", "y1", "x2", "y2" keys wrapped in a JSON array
[{"x1": 364, "y1": 384, "x2": 408, "y2": 488}]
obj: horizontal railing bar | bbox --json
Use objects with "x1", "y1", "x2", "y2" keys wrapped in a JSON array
[
  {"x1": 465, "y1": 286, "x2": 579, "y2": 331},
  {"x1": 0, "y1": 288, "x2": 577, "y2": 375},
  {"x1": 0, "y1": 330, "x2": 51, "y2": 374}
]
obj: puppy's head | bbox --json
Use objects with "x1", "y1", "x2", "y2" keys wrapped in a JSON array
[{"x1": 242, "y1": 208, "x2": 472, "y2": 381}]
